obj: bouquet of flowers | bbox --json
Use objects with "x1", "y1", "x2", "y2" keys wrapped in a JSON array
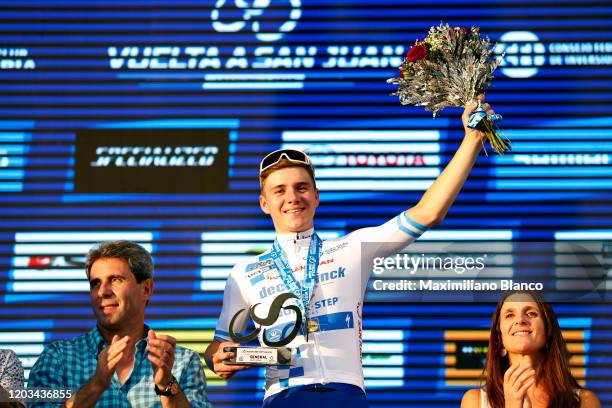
[{"x1": 388, "y1": 23, "x2": 510, "y2": 155}]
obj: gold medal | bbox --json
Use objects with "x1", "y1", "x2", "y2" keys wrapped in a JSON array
[{"x1": 307, "y1": 319, "x2": 319, "y2": 333}]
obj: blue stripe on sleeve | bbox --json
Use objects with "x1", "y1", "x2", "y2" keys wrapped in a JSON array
[
  {"x1": 401, "y1": 211, "x2": 428, "y2": 232},
  {"x1": 396, "y1": 217, "x2": 421, "y2": 238},
  {"x1": 216, "y1": 329, "x2": 230, "y2": 337},
  {"x1": 214, "y1": 329, "x2": 231, "y2": 342}
]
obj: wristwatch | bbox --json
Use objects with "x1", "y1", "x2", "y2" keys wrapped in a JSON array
[{"x1": 154, "y1": 375, "x2": 179, "y2": 397}]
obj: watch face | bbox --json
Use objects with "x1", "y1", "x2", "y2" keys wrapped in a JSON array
[
  {"x1": 156, "y1": 376, "x2": 179, "y2": 396},
  {"x1": 170, "y1": 381, "x2": 179, "y2": 396}
]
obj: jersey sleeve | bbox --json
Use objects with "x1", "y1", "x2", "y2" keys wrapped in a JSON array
[
  {"x1": 350, "y1": 211, "x2": 427, "y2": 253},
  {"x1": 346, "y1": 211, "x2": 428, "y2": 289},
  {"x1": 213, "y1": 263, "x2": 251, "y2": 343}
]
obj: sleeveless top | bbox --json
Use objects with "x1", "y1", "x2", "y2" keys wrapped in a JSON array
[{"x1": 479, "y1": 389, "x2": 489, "y2": 408}]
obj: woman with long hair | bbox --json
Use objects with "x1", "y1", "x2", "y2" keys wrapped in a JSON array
[{"x1": 461, "y1": 291, "x2": 600, "y2": 408}]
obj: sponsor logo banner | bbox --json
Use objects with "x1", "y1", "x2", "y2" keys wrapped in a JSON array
[{"x1": 75, "y1": 128, "x2": 229, "y2": 193}]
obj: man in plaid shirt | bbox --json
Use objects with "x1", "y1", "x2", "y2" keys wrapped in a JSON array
[{"x1": 28, "y1": 240, "x2": 211, "y2": 408}]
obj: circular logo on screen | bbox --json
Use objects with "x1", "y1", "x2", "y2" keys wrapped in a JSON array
[
  {"x1": 211, "y1": 0, "x2": 302, "y2": 42},
  {"x1": 495, "y1": 31, "x2": 546, "y2": 78}
]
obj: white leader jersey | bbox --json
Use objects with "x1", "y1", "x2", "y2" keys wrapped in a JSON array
[{"x1": 213, "y1": 212, "x2": 425, "y2": 400}]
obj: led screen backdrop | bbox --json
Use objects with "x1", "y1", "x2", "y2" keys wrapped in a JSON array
[{"x1": 0, "y1": 0, "x2": 610, "y2": 406}]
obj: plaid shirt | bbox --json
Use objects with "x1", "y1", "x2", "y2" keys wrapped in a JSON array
[{"x1": 27, "y1": 326, "x2": 211, "y2": 408}]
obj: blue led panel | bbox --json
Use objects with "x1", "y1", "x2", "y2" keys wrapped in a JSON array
[{"x1": 0, "y1": 0, "x2": 610, "y2": 406}]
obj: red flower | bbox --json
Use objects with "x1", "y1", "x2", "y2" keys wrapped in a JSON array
[
  {"x1": 406, "y1": 44, "x2": 428, "y2": 63},
  {"x1": 455, "y1": 26, "x2": 468, "y2": 34}
]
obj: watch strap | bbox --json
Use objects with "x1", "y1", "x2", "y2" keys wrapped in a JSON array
[{"x1": 154, "y1": 375, "x2": 179, "y2": 397}]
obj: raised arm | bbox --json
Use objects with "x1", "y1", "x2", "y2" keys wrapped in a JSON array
[{"x1": 407, "y1": 96, "x2": 493, "y2": 228}]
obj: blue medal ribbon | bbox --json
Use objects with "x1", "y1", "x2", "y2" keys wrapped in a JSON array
[{"x1": 270, "y1": 233, "x2": 322, "y2": 342}]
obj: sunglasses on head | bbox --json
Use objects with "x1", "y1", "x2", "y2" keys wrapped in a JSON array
[{"x1": 259, "y1": 149, "x2": 312, "y2": 174}]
